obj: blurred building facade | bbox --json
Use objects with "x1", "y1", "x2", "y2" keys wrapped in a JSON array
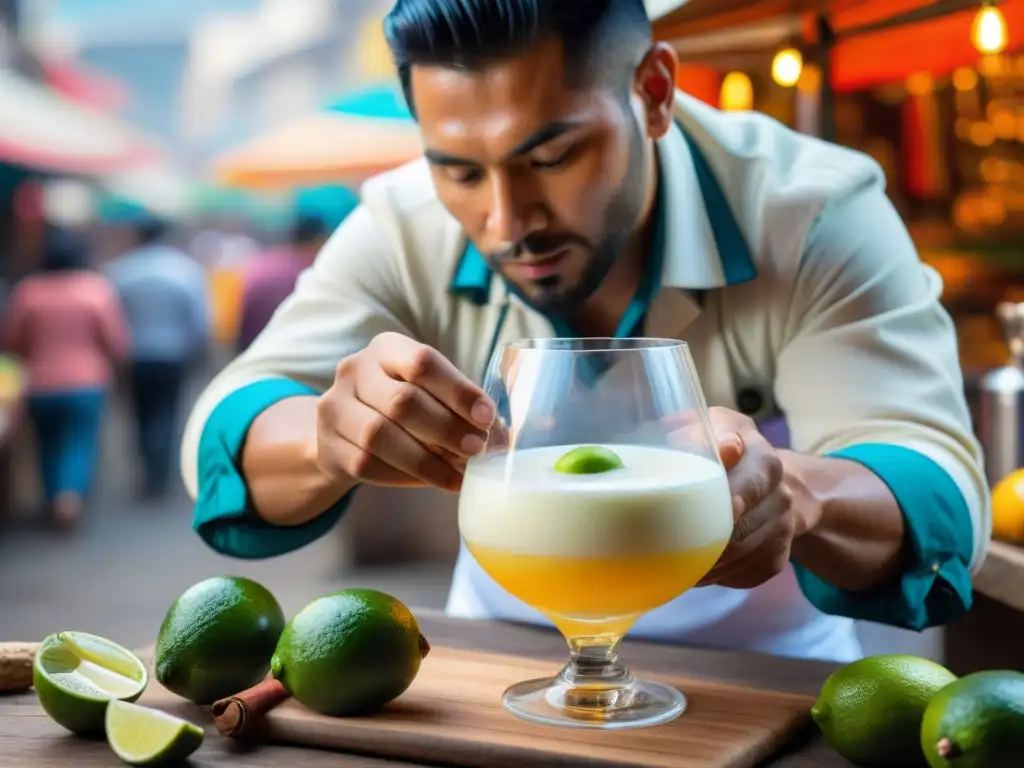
[
  {"x1": 20, "y1": 0, "x2": 258, "y2": 156},
  {"x1": 180, "y1": 0, "x2": 394, "y2": 168}
]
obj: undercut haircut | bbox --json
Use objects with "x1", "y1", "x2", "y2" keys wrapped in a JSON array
[{"x1": 383, "y1": 0, "x2": 653, "y2": 116}]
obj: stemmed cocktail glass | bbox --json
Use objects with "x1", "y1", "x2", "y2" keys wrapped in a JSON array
[{"x1": 458, "y1": 338, "x2": 734, "y2": 729}]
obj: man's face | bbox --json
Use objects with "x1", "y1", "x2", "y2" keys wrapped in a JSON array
[{"x1": 411, "y1": 37, "x2": 650, "y2": 315}]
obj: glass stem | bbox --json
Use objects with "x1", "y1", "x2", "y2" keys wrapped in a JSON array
[{"x1": 559, "y1": 636, "x2": 636, "y2": 711}]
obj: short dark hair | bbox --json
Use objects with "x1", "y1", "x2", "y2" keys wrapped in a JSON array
[
  {"x1": 41, "y1": 226, "x2": 89, "y2": 272},
  {"x1": 383, "y1": 0, "x2": 653, "y2": 115},
  {"x1": 136, "y1": 217, "x2": 169, "y2": 246}
]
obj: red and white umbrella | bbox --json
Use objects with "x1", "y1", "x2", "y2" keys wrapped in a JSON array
[{"x1": 0, "y1": 68, "x2": 157, "y2": 176}]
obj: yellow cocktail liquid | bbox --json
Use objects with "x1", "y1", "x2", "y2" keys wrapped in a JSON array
[{"x1": 467, "y1": 539, "x2": 728, "y2": 639}]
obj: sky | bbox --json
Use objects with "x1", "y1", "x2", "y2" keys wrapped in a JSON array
[{"x1": 33, "y1": 0, "x2": 260, "y2": 38}]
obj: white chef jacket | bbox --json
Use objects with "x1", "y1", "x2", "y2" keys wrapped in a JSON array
[{"x1": 182, "y1": 92, "x2": 990, "y2": 663}]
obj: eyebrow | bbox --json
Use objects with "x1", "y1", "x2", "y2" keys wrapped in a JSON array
[{"x1": 424, "y1": 120, "x2": 583, "y2": 167}]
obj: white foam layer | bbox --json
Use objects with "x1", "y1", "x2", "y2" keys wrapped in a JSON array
[{"x1": 459, "y1": 444, "x2": 734, "y2": 557}]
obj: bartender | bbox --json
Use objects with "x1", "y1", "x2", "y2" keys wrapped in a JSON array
[{"x1": 181, "y1": 0, "x2": 990, "y2": 662}]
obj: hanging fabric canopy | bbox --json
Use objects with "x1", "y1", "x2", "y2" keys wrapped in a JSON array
[
  {"x1": 211, "y1": 85, "x2": 423, "y2": 190},
  {"x1": 827, "y1": 0, "x2": 1024, "y2": 92},
  {"x1": 655, "y1": 0, "x2": 832, "y2": 39},
  {"x1": 0, "y1": 68, "x2": 157, "y2": 176},
  {"x1": 656, "y1": 0, "x2": 1023, "y2": 93},
  {"x1": 40, "y1": 58, "x2": 132, "y2": 112}
]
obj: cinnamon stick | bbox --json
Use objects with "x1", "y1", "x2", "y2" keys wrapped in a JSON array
[
  {"x1": 0, "y1": 642, "x2": 40, "y2": 693},
  {"x1": 211, "y1": 676, "x2": 291, "y2": 738}
]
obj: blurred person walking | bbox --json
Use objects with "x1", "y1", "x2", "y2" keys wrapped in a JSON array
[
  {"x1": 105, "y1": 219, "x2": 211, "y2": 500},
  {"x1": 4, "y1": 227, "x2": 129, "y2": 529},
  {"x1": 236, "y1": 214, "x2": 329, "y2": 353}
]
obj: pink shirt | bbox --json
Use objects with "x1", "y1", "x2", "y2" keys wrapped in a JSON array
[{"x1": 5, "y1": 271, "x2": 129, "y2": 394}]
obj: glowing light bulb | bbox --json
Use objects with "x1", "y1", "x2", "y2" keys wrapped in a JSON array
[
  {"x1": 720, "y1": 72, "x2": 753, "y2": 111},
  {"x1": 771, "y1": 47, "x2": 803, "y2": 88},
  {"x1": 972, "y1": 3, "x2": 1008, "y2": 55}
]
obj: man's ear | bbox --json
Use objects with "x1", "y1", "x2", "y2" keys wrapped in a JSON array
[{"x1": 634, "y1": 42, "x2": 679, "y2": 140}]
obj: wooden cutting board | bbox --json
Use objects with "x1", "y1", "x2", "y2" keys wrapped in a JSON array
[{"x1": 141, "y1": 645, "x2": 815, "y2": 768}]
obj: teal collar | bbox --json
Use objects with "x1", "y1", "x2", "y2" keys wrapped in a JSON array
[{"x1": 449, "y1": 121, "x2": 756, "y2": 313}]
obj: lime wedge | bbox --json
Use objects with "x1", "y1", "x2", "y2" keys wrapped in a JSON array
[
  {"x1": 34, "y1": 631, "x2": 148, "y2": 736},
  {"x1": 106, "y1": 701, "x2": 204, "y2": 766},
  {"x1": 554, "y1": 445, "x2": 625, "y2": 475}
]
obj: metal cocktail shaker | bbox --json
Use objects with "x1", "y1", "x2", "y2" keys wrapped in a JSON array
[{"x1": 978, "y1": 302, "x2": 1024, "y2": 485}]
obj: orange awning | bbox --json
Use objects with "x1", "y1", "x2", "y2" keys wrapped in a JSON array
[
  {"x1": 211, "y1": 86, "x2": 423, "y2": 190},
  {"x1": 657, "y1": 0, "x2": 1023, "y2": 92},
  {"x1": 212, "y1": 112, "x2": 423, "y2": 189},
  {"x1": 828, "y1": 0, "x2": 1024, "y2": 92},
  {"x1": 0, "y1": 69, "x2": 156, "y2": 175},
  {"x1": 655, "y1": 0, "x2": 831, "y2": 39}
]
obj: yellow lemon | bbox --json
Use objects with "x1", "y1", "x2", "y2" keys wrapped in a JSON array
[{"x1": 991, "y1": 469, "x2": 1024, "y2": 543}]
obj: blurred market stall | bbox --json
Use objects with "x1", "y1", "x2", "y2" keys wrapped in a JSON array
[
  {"x1": 657, "y1": 0, "x2": 1021, "y2": 117},
  {"x1": 655, "y1": 0, "x2": 1023, "y2": 371},
  {"x1": 0, "y1": 68, "x2": 157, "y2": 176},
  {"x1": 210, "y1": 85, "x2": 421, "y2": 190},
  {"x1": 0, "y1": 62, "x2": 199, "y2": 233}
]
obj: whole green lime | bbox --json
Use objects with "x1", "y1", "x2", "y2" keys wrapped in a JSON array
[
  {"x1": 34, "y1": 631, "x2": 148, "y2": 736},
  {"x1": 155, "y1": 576, "x2": 285, "y2": 704},
  {"x1": 553, "y1": 445, "x2": 624, "y2": 475},
  {"x1": 811, "y1": 654, "x2": 958, "y2": 765},
  {"x1": 271, "y1": 589, "x2": 430, "y2": 717},
  {"x1": 921, "y1": 670, "x2": 1024, "y2": 768}
]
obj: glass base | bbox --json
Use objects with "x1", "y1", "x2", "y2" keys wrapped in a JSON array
[{"x1": 501, "y1": 674, "x2": 686, "y2": 730}]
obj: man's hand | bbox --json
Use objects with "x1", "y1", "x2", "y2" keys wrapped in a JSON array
[
  {"x1": 316, "y1": 333, "x2": 497, "y2": 493},
  {"x1": 696, "y1": 407, "x2": 821, "y2": 590}
]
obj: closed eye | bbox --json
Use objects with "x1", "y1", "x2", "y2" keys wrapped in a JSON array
[
  {"x1": 447, "y1": 166, "x2": 484, "y2": 185},
  {"x1": 532, "y1": 144, "x2": 580, "y2": 170}
]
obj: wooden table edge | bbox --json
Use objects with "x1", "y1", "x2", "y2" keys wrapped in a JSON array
[{"x1": 973, "y1": 540, "x2": 1024, "y2": 613}]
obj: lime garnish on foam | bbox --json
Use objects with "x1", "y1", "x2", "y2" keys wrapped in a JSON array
[{"x1": 553, "y1": 446, "x2": 625, "y2": 475}]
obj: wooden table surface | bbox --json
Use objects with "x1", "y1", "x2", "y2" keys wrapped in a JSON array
[{"x1": 0, "y1": 612, "x2": 853, "y2": 767}]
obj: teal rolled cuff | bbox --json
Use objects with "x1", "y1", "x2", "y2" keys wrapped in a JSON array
[
  {"x1": 793, "y1": 443, "x2": 974, "y2": 632},
  {"x1": 192, "y1": 378, "x2": 353, "y2": 560}
]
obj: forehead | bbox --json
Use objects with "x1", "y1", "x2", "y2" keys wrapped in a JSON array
[{"x1": 411, "y1": 37, "x2": 611, "y2": 155}]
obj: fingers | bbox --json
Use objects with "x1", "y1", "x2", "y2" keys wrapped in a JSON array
[
  {"x1": 319, "y1": 336, "x2": 494, "y2": 493},
  {"x1": 375, "y1": 333, "x2": 496, "y2": 429},
  {"x1": 355, "y1": 364, "x2": 489, "y2": 460},
  {"x1": 662, "y1": 410, "x2": 703, "y2": 431},
  {"x1": 316, "y1": 434, "x2": 423, "y2": 488},
  {"x1": 487, "y1": 416, "x2": 511, "y2": 452},
  {"x1": 698, "y1": 539, "x2": 792, "y2": 590},
  {"x1": 691, "y1": 407, "x2": 794, "y2": 591},
  {"x1": 319, "y1": 392, "x2": 464, "y2": 491},
  {"x1": 697, "y1": 482, "x2": 795, "y2": 587},
  {"x1": 728, "y1": 437, "x2": 783, "y2": 517},
  {"x1": 717, "y1": 433, "x2": 744, "y2": 470},
  {"x1": 663, "y1": 410, "x2": 743, "y2": 468},
  {"x1": 706, "y1": 407, "x2": 749, "y2": 470}
]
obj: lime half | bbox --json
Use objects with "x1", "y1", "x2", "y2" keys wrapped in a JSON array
[
  {"x1": 34, "y1": 631, "x2": 148, "y2": 735},
  {"x1": 554, "y1": 445, "x2": 624, "y2": 475},
  {"x1": 106, "y1": 701, "x2": 204, "y2": 766}
]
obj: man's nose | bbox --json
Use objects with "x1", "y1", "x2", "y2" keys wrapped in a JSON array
[{"x1": 486, "y1": 173, "x2": 546, "y2": 248}]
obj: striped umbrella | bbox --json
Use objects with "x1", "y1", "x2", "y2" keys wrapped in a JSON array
[{"x1": 211, "y1": 85, "x2": 422, "y2": 190}]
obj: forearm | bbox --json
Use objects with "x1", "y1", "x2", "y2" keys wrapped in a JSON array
[
  {"x1": 240, "y1": 395, "x2": 355, "y2": 527},
  {"x1": 783, "y1": 450, "x2": 906, "y2": 593}
]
